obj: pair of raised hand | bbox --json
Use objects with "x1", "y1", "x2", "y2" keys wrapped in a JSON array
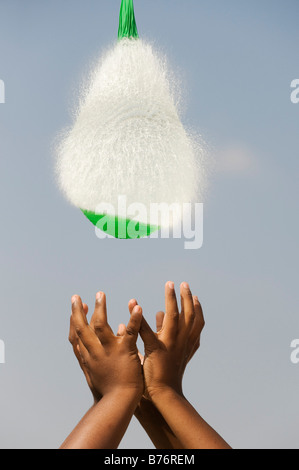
[
  {"x1": 61, "y1": 282, "x2": 230, "y2": 449},
  {"x1": 69, "y1": 281, "x2": 203, "y2": 403}
]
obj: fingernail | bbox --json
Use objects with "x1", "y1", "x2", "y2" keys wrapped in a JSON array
[
  {"x1": 194, "y1": 295, "x2": 199, "y2": 302},
  {"x1": 71, "y1": 295, "x2": 78, "y2": 304},
  {"x1": 96, "y1": 292, "x2": 102, "y2": 301},
  {"x1": 182, "y1": 282, "x2": 190, "y2": 290},
  {"x1": 134, "y1": 305, "x2": 142, "y2": 314},
  {"x1": 168, "y1": 281, "x2": 174, "y2": 290}
]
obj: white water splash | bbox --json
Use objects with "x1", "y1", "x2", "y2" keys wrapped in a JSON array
[{"x1": 56, "y1": 38, "x2": 207, "y2": 227}]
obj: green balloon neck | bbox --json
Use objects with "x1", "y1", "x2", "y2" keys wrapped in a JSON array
[{"x1": 118, "y1": 0, "x2": 139, "y2": 40}]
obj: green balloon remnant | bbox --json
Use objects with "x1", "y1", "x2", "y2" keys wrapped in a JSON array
[{"x1": 82, "y1": 209, "x2": 159, "y2": 239}]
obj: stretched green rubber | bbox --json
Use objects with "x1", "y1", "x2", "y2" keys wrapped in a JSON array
[
  {"x1": 82, "y1": 210, "x2": 158, "y2": 239},
  {"x1": 118, "y1": 0, "x2": 139, "y2": 39}
]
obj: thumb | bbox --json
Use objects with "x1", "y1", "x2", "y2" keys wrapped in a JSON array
[
  {"x1": 125, "y1": 305, "x2": 143, "y2": 344},
  {"x1": 139, "y1": 316, "x2": 158, "y2": 351}
]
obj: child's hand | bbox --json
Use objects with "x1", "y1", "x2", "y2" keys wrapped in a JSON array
[
  {"x1": 137, "y1": 282, "x2": 205, "y2": 399},
  {"x1": 69, "y1": 292, "x2": 144, "y2": 400},
  {"x1": 69, "y1": 301, "x2": 102, "y2": 403}
]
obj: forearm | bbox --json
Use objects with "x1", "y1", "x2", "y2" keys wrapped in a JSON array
[
  {"x1": 135, "y1": 398, "x2": 183, "y2": 449},
  {"x1": 60, "y1": 389, "x2": 141, "y2": 449},
  {"x1": 151, "y1": 388, "x2": 231, "y2": 450}
]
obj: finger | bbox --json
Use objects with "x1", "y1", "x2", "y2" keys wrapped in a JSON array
[
  {"x1": 69, "y1": 316, "x2": 83, "y2": 363},
  {"x1": 69, "y1": 313, "x2": 90, "y2": 374},
  {"x1": 188, "y1": 302, "x2": 201, "y2": 342},
  {"x1": 71, "y1": 295, "x2": 88, "y2": 324},
  {"x1": 71, "y1": 295, "x2": 99, "y2": 354},
  {"x1": 193, "y1": 296, "x2": 205, "y2": 332},
  {"x1": 70, "y1": 336, "x2": 94, "y2": 392},
  {"x1": 69, "y1": 312, "x2": 90, "y2": 371},
  {"x1": 128, "y1": 299, "x2": 138, "y2": 314},
  {"x1": 180, "y1": 283, "x2": 195, "y2": 331},
  {"x1": 82, "y1": 303, "x2": 89, "y2": 316},
  {"x1": 90, "y1": 292, "x2": 114, "y2": 344},
  {"x1": 186, "y1": 297, "x2": 205, "y2": 363},
  {"x1": 125, "y1": 305, "x2": 143, "y2": 345},
  {"x1": 72, "y1": 338, "x2": 85, "y2": 365},
  {"x1": 68, "y1": 313, "x2": 77, "y2": 346},
  {"x1": 117, "y1": 323, "x2": 127, "y2": 336},
  {"x1": 156, "y1": 311, "x2": 165, "y2": 333},
  {"x1": 76, "y1": 339, "x2": 89, "y2": 366},
  {"x1": 186, "y1": 312, "x2": 201, "y2": 361},
  {"x1": 139, "y1": 316, "x2": 158, "y2": 351},
  {"x1": 138, "y1": 350, "x2": 144, "y2": 365},
  {"x1": 161, "y1": 282, "x2": 179, "y2": 343}
]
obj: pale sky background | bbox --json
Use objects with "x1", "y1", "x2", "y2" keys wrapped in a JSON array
[{"x1": 0, "y1": 0, "x2": 298, "y2": 449}]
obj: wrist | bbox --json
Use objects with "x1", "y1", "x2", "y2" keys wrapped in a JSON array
[
  {"x1": 147, "y1": 383, "x2": 183, "y2": 400},
  {"x1": 149, "y1": 386, "x2": 184, "y2": 404},
  {"x1": 101, "y1": 385, "x2": 143, "y2": 402},
  {"x1": 134, "y1": 395, "x2": 154, "y2": 418}
]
